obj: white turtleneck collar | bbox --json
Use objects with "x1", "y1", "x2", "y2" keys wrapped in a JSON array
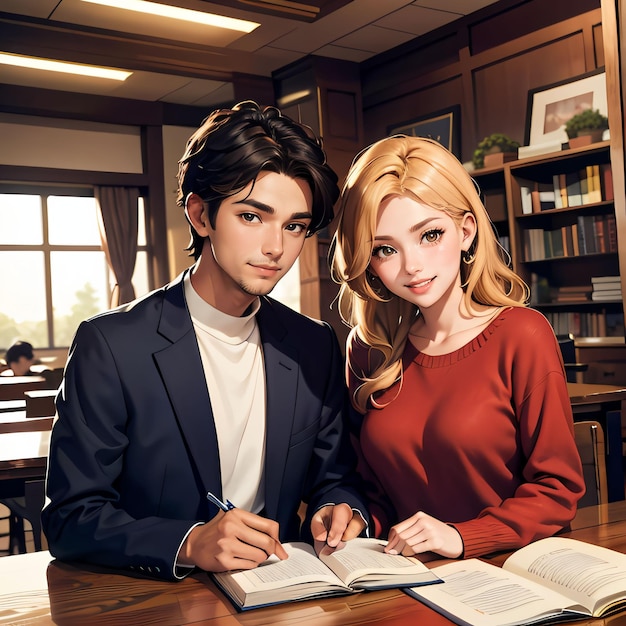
[{"x1": 183, "y1": 272, "x2": 261, "y2": 345}]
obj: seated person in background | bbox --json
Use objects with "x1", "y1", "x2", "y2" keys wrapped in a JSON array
[
  {"x1": 2, "y1": 340, "x2": 37, "y2": 376},
  {"x1": 42, "y1": 101, "x2": 368, "y2": 581},
  {"x1": 329, "y1": 135, "x2": 585, "y2": 561}
]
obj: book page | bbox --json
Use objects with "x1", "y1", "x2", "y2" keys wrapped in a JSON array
[
  {"x1": 318, "y1": 538, "x2": 438, "y2": 587},
  {"x1": 407, "y1": 559, "x2": 587, "y2": 626},
  {"x1": 215, "y1": 543, "x2": 348, "y2": 594},
  {"x1": 504, "y1": 537, "x2": 626, "y2": 616}
]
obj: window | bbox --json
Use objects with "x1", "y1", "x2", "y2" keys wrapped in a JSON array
[{"x1": 0, "y1": 187, "x2": 150, "y2": 349}]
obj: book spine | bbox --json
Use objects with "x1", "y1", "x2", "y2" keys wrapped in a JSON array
[
  {"x1": 579, "y1": 167, "x2": 590, "y2": 204},
  {"x1": 601, "y1": 163, "x2": 614, "y2": 201},
  {"x1": 553, "y1": 174, "x2": 563, "y2": 209},
  {"x1": 520, "y1": 186, "x2": 533, "y2": 215},
  {"x1": 607, "y1": 215, "x2": 618, "y2": 251},
  {"x1": 589, "y1": 164, "x2": 602, "y2": 203},
  {"x1": 559, "y1": 173, "x2": 568, "y2": 208},
  {"x1": 566, "y1": 171, "x2": 582, "y2": 206},
  {"x1": 593, "y1": 215, "x2": 607, "y2": 253}
]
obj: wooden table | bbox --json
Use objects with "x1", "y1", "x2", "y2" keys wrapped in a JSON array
[
  {"x1": 2, "y1": 502, "x2": 626, "y2": 625},
  {"x1": 0, "y1": 430, "x2": 50, "y2": 483},
  {"x1": 0, "y1": 376, "x2": 47, "y2": 401},
  {"x1": 0, "y1": 412, "x2": 54, "y2": 434},
  {"x1": 568, "y1": 382, "x2": 626, "y2": 409},
  {"x1": 0, "y1": 399, "x2": 26, "y2": 413}
]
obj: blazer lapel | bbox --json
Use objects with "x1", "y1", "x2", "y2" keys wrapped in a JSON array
[
  {"x1": 153, "y1": 271, "x2": 223, "y2": 505},
  {"x1": 257, "y1": 299, "x2": 299, "y2": 518}
]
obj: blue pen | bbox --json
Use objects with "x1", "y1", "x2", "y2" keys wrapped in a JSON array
[{"x1": 207, "y1": 491, "x2": 236, "y2": 512}]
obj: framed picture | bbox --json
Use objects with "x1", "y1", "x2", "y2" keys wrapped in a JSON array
[
  {"x1": 388, "y1": 106, "x2": 460, "y2": 157},
  {"x1": 525, "y1": 69, "x2": 607, "y2": 146}
]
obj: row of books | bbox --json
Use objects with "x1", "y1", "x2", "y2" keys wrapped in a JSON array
[
  {"x1": 542, "y1": 310, "x2": 624, "y2": 338},
  {"x1": 523, "y1": 214, "x2": 617, "y2": 261},
  {"x1": 520, "y1": 163, "x2": 613, "y2": 214},
  {"x1": 550, "y1": 285, "x2": 592, "y2": 303},
  {"x1": 549, "y1": 277, "x2": 623, "y2": 304},
  {"x1": 591, "y1": 275, "x2": 622, "y2": 302}
]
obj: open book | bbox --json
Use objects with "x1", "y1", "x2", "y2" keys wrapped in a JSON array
[
  {"x1": 405, "y1": 537, "x2": 626, "y2": 625},
  {"x1": 212, "y1": 537, "x2": 441, "y2": 610}
]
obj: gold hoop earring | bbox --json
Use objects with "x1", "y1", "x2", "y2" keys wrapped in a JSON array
[
  {"x1": 366, "y1": 271, "x2": 391, "y2": 300},
  {"x1": 462, "y1": 250, "x2": 475, "y2": 265}
]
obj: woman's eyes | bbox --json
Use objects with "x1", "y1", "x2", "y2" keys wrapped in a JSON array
[
  {"x1": 372, "y1": 245, "x2": 396, "y2": 259},
  {"x1": 422, "y1": 228, "x2": 444, "y2": 244},
  {"x1": 372, "y1": 229, "x2": 445, "y2": 258}
]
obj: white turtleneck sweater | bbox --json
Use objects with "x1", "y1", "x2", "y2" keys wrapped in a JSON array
[{"x1": 184, "y1": 273, "x2": 266, "y2": 513}]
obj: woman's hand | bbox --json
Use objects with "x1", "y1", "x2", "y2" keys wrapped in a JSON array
[{"x1": 384, "y1": 511, "x2": 463, "y2": 559}]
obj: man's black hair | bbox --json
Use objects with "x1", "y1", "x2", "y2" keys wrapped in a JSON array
[{"x1": 176, "y1": 100, "x2": 339, "y2": 260}]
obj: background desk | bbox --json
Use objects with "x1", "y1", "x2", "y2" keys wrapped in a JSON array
[
  {"x1": 0, "y1": 376, "x2": 47, "y2": 401},
  {"x1": 568, "y1": 382, "x2": 626, "y2": 502},
  {"x1": 0, "y1": 430, "x2": 50, "y2": 500},
  {"x1": 2, "y1": 502, "x2": 626, "y2": 626}
]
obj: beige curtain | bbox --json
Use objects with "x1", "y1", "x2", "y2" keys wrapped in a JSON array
[{"x1": 95, "y1": 186, "x2": 140, "y2": 308}]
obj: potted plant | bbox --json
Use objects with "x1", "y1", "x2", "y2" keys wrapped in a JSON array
[
  {"x1": 565, "y1": 109, "x2": 608, "y2": 148},
  {"x1": 472, "y1": 133, "x2": 521, "y2": 169}
]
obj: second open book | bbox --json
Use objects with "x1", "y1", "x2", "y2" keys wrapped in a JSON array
[{"x1": 406, "y1": 536, "x2": 626, "y2": 625}]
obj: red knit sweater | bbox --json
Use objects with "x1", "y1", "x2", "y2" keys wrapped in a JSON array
[{"x1": 348, "y1": 307, "x2": 585, "y2": 558}]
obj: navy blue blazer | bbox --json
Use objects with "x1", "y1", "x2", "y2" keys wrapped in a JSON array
[{"x1": 42, "y1": 269, "x2": 367, "y2": 580}]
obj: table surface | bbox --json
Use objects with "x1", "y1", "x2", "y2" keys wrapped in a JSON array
[
  {"x1": 0, "y1": 414, "x2": 54, "y2": 434},
  {"x1": 0, "y1": 399, "x2": 26, "y2": 412},
  {"x1": 567, "y1": 382, "x2": 626, "y2": 404},
  {"x1": 0, "y1": 430, "x2": 50, "y2": 482},
  {"x1": 1, "y1": 383, "x2": 625, "y2": 624},
  {"x1": 0, "y1": 376, "x2": 46, "y2": 385},
  {"x1": 0, "y1": 376, "x2": 49, "y2": 401},
  {"x1": 2, "y1": 501, "x2": 626, "y2": 626}
]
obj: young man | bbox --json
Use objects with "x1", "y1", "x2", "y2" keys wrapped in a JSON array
[
  {"x1": 42, "y1": 101, "x2": 367, "y2": 581},
  {"x1": 3, "y1": 340, "x2": 36, "y2": 376}
]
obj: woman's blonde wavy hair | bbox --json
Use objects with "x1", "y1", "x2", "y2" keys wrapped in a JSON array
[{"x1": 330, "y1": 136, "x2": 529, "y2": 413}]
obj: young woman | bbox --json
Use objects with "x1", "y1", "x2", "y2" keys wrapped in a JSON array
[{"x1": 330, "y1": 135, "x2": 585, "y2": 560}]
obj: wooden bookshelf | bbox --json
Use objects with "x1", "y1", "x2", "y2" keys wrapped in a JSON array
[{"x1": 473, "y1": 140, "x2": 624, "y2": 341}]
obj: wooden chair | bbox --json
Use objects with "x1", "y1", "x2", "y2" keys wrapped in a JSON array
[
  {"x1": 573, "y1": 420, "x2": 609, "y2": 508},
  {"x1": 24, "y1": 389, "x2": 57, "y2": 418},
  {"x1": 2, "y1": 480, "x2": 45, "y2": 553},
  {"x1": 0, "y1": 416, "x2": 51, "y2": 553},
  {"x1": 557, "y1": 333, "x2": 588, "y2": 383}
]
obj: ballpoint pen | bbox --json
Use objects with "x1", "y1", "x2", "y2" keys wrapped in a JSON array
[{"x1": 206, "y1": 491, "x2": 236, "y2": 512}]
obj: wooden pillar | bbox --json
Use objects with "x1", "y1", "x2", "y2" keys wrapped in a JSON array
[{"x1": 273, "y1": 57, "x2": 364, "y2": 345}]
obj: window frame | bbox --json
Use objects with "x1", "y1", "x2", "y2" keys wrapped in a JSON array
[{"x1": 0, "y1": 183, "x2": 152, "y2": 349}]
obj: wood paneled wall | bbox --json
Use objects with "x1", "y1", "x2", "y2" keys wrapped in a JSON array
[{"x1": 360, "y1": 0, "x2": 602, "y2": 164}]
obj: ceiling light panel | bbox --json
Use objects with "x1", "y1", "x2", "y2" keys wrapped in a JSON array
[
  {"x1": 0, "y1": 52, "x2": 131, "y2": 80},
  {"x1": 51, "y1": 0, "x2": 257, "y2": 48},
  {"x1": 81, "y1": 0, "x2": 259, "y2": 32}
]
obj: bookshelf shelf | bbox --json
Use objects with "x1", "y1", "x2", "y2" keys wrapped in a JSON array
[
  {"x1": 522, "y1": 252, "x2": 619, "y2": 266},
  {"x1": 517, "y1": 201, "x2": 614, "y2": 224},
  {"x1": 474, "y1": 141, "x2": 623, "y2": 341}
]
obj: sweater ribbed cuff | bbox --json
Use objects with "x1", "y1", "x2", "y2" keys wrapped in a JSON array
[{"x1": 451, "y1": 518, "x2": 521, "y2": 559}]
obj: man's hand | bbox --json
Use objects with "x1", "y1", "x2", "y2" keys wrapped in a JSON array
[
  {"x1": 180, "y1": 509, "x2": 288, "y2": 572},
  {"x1": 311, "y1": 503, "x2": 366, "y2": 551},
  {"x1": 384, "y1": 511, "x2": 463, "y2": 559}
]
